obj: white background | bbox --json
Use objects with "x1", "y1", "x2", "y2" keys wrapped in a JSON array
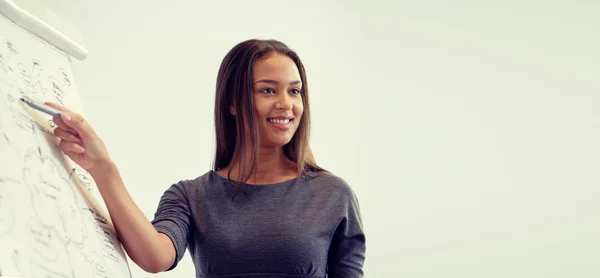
[{"x1": 42, "y1": 1, "x2": 600, "y2": 277}]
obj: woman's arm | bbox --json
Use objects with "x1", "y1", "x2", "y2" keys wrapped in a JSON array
[
  {"x1": 90, "y1": 162, "x2": 176, "y2": 273},
  {"x1": 327, "y1": 188, "x2": 366, "y2": 277},
  {"x1": 46, "y1": 102, "x2": 177, "y2": 273}
]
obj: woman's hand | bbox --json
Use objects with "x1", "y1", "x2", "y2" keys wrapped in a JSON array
[
  {"x1": 45, "y1": 102, "x2": 112, "y2": 173},
  {"x1": 46, "y1": 103, "x2": 174, "y2": 273}
]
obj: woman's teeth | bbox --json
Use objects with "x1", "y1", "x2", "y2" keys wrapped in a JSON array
[{"x1": 269, "y1": 119, "x2": 290, "y2": 124}]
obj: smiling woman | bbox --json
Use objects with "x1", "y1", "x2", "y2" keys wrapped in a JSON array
[
  {"x1": 253, "y1": 56, "x2": 303, "y2": 144},
  {"x1": 213, "y1": 40, "x2": 322, "y2": 191},
  {"x1": 47, "y1": 39, "x2": 366, "y2": 278}
]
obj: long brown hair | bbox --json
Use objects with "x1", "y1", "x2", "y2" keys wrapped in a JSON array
[{"x1": 213, "y1": 39, "x2": 324, "y2": 192}]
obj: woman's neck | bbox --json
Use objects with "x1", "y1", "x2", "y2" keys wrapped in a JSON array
[{"x1": 219, "y1": 146, "x2": 297, "y2": 184}]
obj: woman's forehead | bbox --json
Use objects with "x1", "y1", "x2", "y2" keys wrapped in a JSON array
[{"x1": 253, "y1": 53, "x2": 300, "y2": 82}]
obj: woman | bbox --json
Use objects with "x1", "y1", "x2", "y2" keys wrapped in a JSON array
[{"x1": 47, "y1": 39, "x2": 366, "y2": 277}]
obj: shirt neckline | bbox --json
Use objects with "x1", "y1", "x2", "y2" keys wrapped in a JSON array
[{"x1": 210, "y1": 170, "x2": 300, "y2": 187}]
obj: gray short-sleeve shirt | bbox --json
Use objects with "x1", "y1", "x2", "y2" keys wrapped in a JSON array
[{"x1": 151, "y1": 170, "x2": 365, "y2": 278}]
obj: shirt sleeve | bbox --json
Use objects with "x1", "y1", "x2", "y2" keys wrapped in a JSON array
[
  {"x1": 327, "y1": 187, "x2": 366, "y2": 277},
  {"x1": 151, "y1": 181, "x2": 191, "y2": 271}
]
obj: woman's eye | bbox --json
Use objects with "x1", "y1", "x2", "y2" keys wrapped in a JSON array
[
  {"x1": 290, "y1": 88, "x2": 301, "y2": 95},
  {"x1": 261, "y1": 88, "x2": 275, "y2": 94}
]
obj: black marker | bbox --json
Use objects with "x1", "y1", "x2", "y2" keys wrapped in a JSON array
[{"x1": 20, "y1": 97, "x2": 61, "y2": 119}]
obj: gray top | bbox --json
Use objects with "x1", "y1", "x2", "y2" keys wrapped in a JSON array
[{"x1": 151, "y1": 170, "x2": 366, "y2": 278}]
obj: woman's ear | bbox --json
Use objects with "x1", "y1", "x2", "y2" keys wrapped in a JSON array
[{"x1": 229, "y1": 104, "x2": 236, "y2": 116}]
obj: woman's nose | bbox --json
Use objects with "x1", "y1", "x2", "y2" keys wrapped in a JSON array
[{"x1": 276, "y1": 94, "x2": 293, "y2": 111}]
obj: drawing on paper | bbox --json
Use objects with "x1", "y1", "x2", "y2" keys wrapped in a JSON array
[{"x1": 0, "y1": 17, "x2": 130, "y2": 278}]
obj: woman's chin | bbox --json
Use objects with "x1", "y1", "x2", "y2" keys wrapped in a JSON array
[{"x1": 263, "y1": 137, "x2": 293, "y2": 148}]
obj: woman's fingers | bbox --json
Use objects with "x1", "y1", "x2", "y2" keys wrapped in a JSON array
[
  {"x1": 45, "y1": 102, "x2": 95, "y2": 139},
  {"x1": 59, "y1": 140, "x2": 85, "y2": 154},
  {"x1": 44, "y1": 102, "x2": 70, "y2": 112},
  {"x1": 54, "y1": 127, "x2": 82, "y2": 144},
  {"x1": 51, "y1": 116, "x2": 77, "y2": 135},
  {"x1": 44, "y1": 102, "x2": 74, "y2": 121},
  {"x1": 44, "y1": 102, "x2": 110, "y2": 171}
]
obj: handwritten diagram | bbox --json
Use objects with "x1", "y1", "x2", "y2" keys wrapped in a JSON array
[{"x1": 0, "y1": 16, "x2": 131, "y2": 278}]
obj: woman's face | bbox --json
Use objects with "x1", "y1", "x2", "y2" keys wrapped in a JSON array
[{"x1": 250, "y1": 52, "x2": 304, "y2": 147}]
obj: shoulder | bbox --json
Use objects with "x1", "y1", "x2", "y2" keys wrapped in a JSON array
[
  {"x1": 303, "y1": 170, "x2": 359, "y2": 202},
  {"x1": 304, "y1": 171, "x2": 363, "y2": 223},
  {"x1": 160, "y1": 170, "x2": 218, "y2": 199},
  {"x1": 184, "y1": 170, "x2": 219, "y2": 188}
]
